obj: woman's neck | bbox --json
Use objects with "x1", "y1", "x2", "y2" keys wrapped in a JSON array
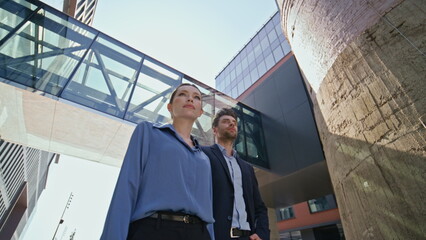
[{"x1": 172, "y1": 119, "x2": 194, "y2": 145}]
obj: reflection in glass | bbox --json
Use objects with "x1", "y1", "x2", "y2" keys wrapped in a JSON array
[
  {"x1": 62, "y1": 34, "x2": 142, "y2": 116},
  {"x1": 0, "y1": 0, "x2": 37, "y2": 40},
  {"x1": 0, "y1": 8, "x2": 96, "y2": 95}
]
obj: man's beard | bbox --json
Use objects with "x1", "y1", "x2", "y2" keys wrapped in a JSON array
[{"x1": 222, "y1": 130, "x2": 237, "y2": 141}]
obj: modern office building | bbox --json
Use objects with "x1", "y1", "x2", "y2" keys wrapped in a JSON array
[
  {"x1": 0, "y1": 3, "x2": 268, "y2": 238},
  {"x1": 0, "y1": 0, "x2": 265, "y2": 168},
  {"x1": 275, "y1": 195, "x2": 343, "y2": 240},
  {"x1": 215, "y1": 12, "x2": 344, "y2": 240},
  {"x1": 216, "y1": 12, "x2": 291, "y2": 99},
  {"x1": 62, "y1": 0, "x2": 99, "y2": 26},
  {"x1": 0, "y1": 0, "x2": 95, "y2": 238},
  {"x1": 2, "y1": 0, "x2": 423, "y2": 239},
  {"x1": 0, "y1": 139, "x2": 55, "y2": 240},
  {"x1": 0, "y1": 1, "x2": 338, "y2": 239},
  {"x1": 41, "y1": 0, "x2": 99, "y2": 26}
]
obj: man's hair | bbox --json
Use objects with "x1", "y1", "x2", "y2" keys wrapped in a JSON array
[
  {"x1": 212, "y1": 108, "x2": 238, "y2": 128},
  {"x1": 169, "y1": 83, "x2": 202, "y2": 104}
]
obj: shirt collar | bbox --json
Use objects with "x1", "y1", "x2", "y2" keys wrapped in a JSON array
[
  {"x1": 216, "y1": 143, "x2": 237, "y2": 158},
  {"x1": 154, "y1": 123, "x2": 200, "y2": 148}
]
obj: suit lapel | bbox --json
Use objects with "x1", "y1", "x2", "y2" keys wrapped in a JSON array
[{"x1": 211, "y1": 145, "x2": 233, "y2": 184}]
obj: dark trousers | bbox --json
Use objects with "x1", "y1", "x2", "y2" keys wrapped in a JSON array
[{"x1": 127, "y1": 217, "x2": 211, "y2": 240}]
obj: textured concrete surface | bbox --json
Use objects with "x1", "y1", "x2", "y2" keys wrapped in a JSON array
[
  {"x1": 279, "y1": 0, "x2": 425, "y2": 239},
  {"x1": 277, "y1": 0, "x2": 403, "y2": 90}
]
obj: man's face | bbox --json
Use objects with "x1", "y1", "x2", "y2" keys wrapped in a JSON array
[{"x1": 213, "y1": 115, "x2": 238, "y2": 141}]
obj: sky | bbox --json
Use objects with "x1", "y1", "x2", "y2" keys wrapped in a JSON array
[
  {"x1": 19, "y1": 0, "x2": 277, "y2": 239},
  {"x1": 92, "y1": 0, "x2": 278, "y2": 88}
]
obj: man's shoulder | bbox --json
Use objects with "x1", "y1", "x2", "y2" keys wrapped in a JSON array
[{"x1": 200, "y1": 144, "x2": 215, "y2": 152}]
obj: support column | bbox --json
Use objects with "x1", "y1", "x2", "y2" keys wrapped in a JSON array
[
  {"x1": 277, "y1": 0, "x2": 425, "y2": 239},
  {"x1": 267, "y1": 208, "x2": 279, "y2": 240}
]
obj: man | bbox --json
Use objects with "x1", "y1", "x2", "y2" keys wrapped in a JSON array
[{"x1": 202, "y1": 108, "x2": 270, "y2": 240}]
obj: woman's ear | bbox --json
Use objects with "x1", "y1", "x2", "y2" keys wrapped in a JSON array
[{"x1": 167, "y1": 103, "x2": 172, "y2": 113}]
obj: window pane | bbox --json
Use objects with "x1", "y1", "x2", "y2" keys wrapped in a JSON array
[
  {"x1": 281, "y1": 40, "x2": 291, "y2": 56},
  {"x1": 62, "y1": 35, "x2": 142, "y2": 118},
  {"x1": 124, "y1": 59, "x2": 181, "y2": 123},
  {"x1": 260, "y1": 36, "x2": 269, "y2": 51},
  {"x1": 273, "y1": 46, "x2": 284, "y2": 62},
  {"x1": 265, "y1": 52, "x2": 275, "y2": 70},
  {"x1": 237, "y1": 79, "x2": 245, "y2": 96},
  {"x1": 308, "y1": 194, "x2": 337, "y2": 213},
  {"x1": 277, "y1": 206, "x2": 294, "y2": 221},
  {"x1": 247, "y1": 50, "x2": 255, "y2": 65},
  {"x1": 250, "y1": 68, "x2": 259, "y2": 84},
  {"x1": 253, "y1": 44, "x2": 262, "y2": 58},
  {"x1": 257, "y1": 60, "x2": 267, "y2": 78},
  {"x1": 0, "y1": 8, "x2": 96, "y2": 95},
  {"x1": 0, "y1": 0, "x2": 37, "y2": 40},
  {"x1": 267, "y1": 28, "x2": 278, "y2": 43}
]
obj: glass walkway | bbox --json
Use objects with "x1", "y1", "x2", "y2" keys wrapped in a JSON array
[{"x1": 0, "y1": 0, "x2": 268, "y2": 168}]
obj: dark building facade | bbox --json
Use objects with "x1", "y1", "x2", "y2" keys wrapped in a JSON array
[{"x1": 215, "y1": 12, "x2": 343, "y2": 240}]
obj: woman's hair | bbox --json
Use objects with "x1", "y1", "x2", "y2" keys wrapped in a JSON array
[{"x1": 169, "y1": 83, "x2": 202, "y2": 104}]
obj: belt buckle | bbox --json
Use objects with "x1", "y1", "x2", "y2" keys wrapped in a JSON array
[
  {"x1": 230, "y1": 228, "x2": 238, "y2": 238},
  {"x1": 183, "y1": 215, "x2": 190, "y2": 223}
]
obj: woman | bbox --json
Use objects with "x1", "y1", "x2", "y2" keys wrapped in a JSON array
[{"x1": 100, "y1": 83, "x2": 214, "y2": 240}]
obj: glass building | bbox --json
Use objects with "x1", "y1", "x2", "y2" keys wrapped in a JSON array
[
  {"x1": 0, "y1": 138, "x2": 55, "y2": 240},
  {"x1": 42, "y1": 0, "x2": 99, "y2": 26},
  {"x1": 69, "y1": 0, "x2": 99, "y2": 25},
  {"x1": 215, "y1": 12, "x2": 291, "y2": 98},
  {"x1": 2, "y1": 1, "x2": 342, "y2": 239},
  {"x1": 215, "y1": 10, "x2": 343, "y2": 240}
]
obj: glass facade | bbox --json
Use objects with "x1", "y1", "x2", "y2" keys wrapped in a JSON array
[
  {"x1": 74, "y1": 0, "x2": 98, "y2": 25},
  {"x1": 0, "y1": 0, "x2": 269, "y2": 168},
  {"x1": 215, "y1": 11, "x2": 291, "y2": 98}
]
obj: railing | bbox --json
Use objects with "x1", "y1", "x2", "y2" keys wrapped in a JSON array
[{"x1": 0, "y1": 0, "x2": 269, "y2": 168}]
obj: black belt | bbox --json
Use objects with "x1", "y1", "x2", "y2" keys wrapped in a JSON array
[
  {"x1": 150, "y1": 212, "x2": 203, "y2": 224},
  {"x1": 230, "y1": 228, "x2": 251, "y2": 238}
]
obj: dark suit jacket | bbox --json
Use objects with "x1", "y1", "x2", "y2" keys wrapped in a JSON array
[{"x1": 202, "y1": 144, "x2": 270, "y2": 240}]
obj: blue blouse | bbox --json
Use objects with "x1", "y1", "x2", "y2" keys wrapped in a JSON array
[{"x1": 100, "y1": 122, "x2": 214, "y2": 240}]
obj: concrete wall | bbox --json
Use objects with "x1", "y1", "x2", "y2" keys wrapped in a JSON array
[{"x1": 278, "y1": 0, "x2": 426, "y2": 239}]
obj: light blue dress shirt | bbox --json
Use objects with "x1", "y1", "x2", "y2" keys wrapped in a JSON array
[
  {"x1": 217, "y1": 144, "x2": 251, "y2": 231},
  {"x1": 100, "y1": 121, "x2": 214, "y2": 240}
]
